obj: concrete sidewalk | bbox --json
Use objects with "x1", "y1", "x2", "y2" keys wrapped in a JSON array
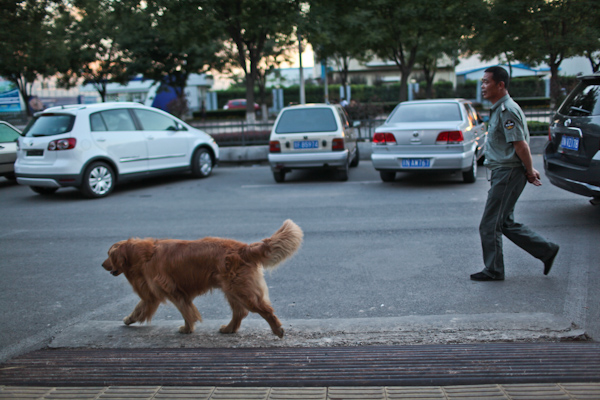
[{"x1": 2, "y1": 383, "x2": 600, "y2": 399}]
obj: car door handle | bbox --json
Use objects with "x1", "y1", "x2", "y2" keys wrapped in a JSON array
[{"x1": 96, "y1": 138, "x2": 106, "y2": 142}]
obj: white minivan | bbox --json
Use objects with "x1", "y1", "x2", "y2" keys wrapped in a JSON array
[
  {"x1": 15, "y1": 102, "x2": 219, "y2": 198},
  {"x1": 267, "y1": 104, "x2": 359, "y2": 182}
]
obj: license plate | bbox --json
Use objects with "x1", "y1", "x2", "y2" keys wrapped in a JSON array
[
  {"x1": 402, "y1": 158, "x2": 431, "y2": 168},
  {"x1": 26, "y1": 150, "x2": 44, "y2": 157},
  {"x1": 294, "y1": 140, "x2": 319, "y2": 149},
  {"x1": 560, "y1": 136, "x2": 580, "y2": 151}
]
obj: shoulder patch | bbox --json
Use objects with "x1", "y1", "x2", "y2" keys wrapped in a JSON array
[{"x1": 504, "y1": 119, "x2": 515, "y2": 130}]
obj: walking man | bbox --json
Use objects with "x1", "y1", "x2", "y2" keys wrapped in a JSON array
[{"x1": 471, "y1": 66, "x2": 559, "y2": 281}]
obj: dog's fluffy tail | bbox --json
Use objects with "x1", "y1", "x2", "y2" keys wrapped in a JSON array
[{"x1": 246, "y1": 219, "x2": 303, "y2": 269}]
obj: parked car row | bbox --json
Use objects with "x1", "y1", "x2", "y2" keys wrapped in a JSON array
[{"x1": 2, "y1": 73, "x2": 599, "y2": 203}]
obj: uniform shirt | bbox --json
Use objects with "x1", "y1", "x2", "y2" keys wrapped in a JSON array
[{"x1": 484, "y1": 94, "x2": 530, "y2": 170}]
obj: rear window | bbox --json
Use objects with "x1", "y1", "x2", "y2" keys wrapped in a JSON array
[
  {"x1": 559, "y1": 81, "x2": 600, "y2": 117},
  {"x1": 275, "y1": 108, "x2": 338, "y2": 134},
  {"x1": 23, "y1": 114, "x2": 75, "y2": 137},
  {"x1": 388, "y1": 103, "x2": 462, "y2": 123}
]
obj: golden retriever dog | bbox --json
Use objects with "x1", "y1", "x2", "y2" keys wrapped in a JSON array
[{"x1": 102, "y1": 220, "x2": 303, "y2": 337}]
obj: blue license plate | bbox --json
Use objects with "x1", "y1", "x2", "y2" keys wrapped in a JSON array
[
  {"x1": 294, "y1": 140, "x2": 319, "y2": 149},
  {"x1": 402, "y1": 158, "x2": 431, "y2": 168},
  {"x1": 560, "y1": 136, "x2": 580, "y2": 151}
]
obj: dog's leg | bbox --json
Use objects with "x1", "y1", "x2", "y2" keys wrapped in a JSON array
[
  {"x1": 251, "y1": 301, "x2": 285, "y2": 338},
  {"x1": 171, "y1": 295, "x2": 202, "y2": 334},
  {"x1": 124, "y1": 298, "x2": 160, "y2": 325},
  {"x1": 232, "y1": 292, "x2": 284, "y2": 338},
  {"x1": 219, "y1": 294, "x2": 249, "y2": 334}
]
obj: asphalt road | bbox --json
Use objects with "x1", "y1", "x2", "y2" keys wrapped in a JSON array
[{"x1": 0, "y1": 156, "x2": 598, "y2": 361}]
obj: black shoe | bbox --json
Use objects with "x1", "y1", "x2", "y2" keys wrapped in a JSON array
[
  {"x1": 544, "y1": 244, "x2": 560, "y2": 275},
  {"x1": 470, "y1": 271, "x2": 504, "y2": 281}
]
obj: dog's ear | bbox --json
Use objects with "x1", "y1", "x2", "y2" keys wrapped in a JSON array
[
  {"x1": 108, "y1": 241, "x2": 130, "y2": 274},
  {"x1": 112, "y1": 238, "x2": 155, "y2": 270}
]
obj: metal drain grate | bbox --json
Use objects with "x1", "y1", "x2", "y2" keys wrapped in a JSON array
[{"x1": 1, "y1": 342, "x2": 599, "y2": 387}]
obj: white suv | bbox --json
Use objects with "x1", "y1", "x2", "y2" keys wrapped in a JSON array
[{"x1": 15, "y1": 102, "x2": 219, "y2": 198}]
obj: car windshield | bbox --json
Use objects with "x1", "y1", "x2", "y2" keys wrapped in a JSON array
[
  {"x1": 559, "y1": 81, "x2": 600, "y2": 117},
  {"x1": 275, "y1": 108, "x2": 338, "y2": 133},
  {"x1": 388, "y1": 103, "x2": 462, "y2": 123},
  {"x1": 23, "y1": 114, "x2": 75, "y2": 137}
]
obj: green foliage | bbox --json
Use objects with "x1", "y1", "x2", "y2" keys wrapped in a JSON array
[
  {"x1": 59, "y1": 0, "x2": 131, "y2": 101},
  {"x1": 0, "y1": 0, "x2": 69, "y2": 114},
  {"x1": 115, "y1": 0, "x2": 223, "y2": 116},
  {"x1": 527, "y1": 121, "x2": 550, "y2": 136}
]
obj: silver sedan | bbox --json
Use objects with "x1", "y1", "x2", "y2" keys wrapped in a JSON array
[{"x1": 371, "y1": 99, "x2": 487, "y2": 183}]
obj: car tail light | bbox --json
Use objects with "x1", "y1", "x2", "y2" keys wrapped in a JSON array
[
  {"x1": 373, "y1": 132, "x2": 396, "y2": 145},
  {"x1": 269, "y1": 140, "x2": 281, "y2": 153},
  {"x1": 436, "y1": 131, "x2": 464, "y2": 144},
  {"x1": 48, "y1": 138, "x2": 77, "y2": 151},
  {"x1": 332, "y1": 138, "x2": 345, "y2": 151}
]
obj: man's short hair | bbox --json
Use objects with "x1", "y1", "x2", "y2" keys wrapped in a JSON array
[{"x1": 485, "y1": 66, "x2": 510, "y2": 89}]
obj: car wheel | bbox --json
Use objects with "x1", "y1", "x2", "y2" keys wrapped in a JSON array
[
  {"x1": 191, "y1": 148, "x2": 213, "y2": 178},
  {"x1": 463, "y1": 155, "x2": 477, "y2": 183},
  {"x1": 350, "y1": 146, "x2": 360, "y2": 168},
  {"x1": 31, "y1": 186, "x2": 58, "y2": 195},
  {"x1": 337, "y1": 161, "x2": 349, "y2": 181},
  {"x1": 273, "y1": 170, "x2": 286, "y2": 183},
  {"x1": 81, "y1": 161, "x2": 115, "y2": 198},
  {"x1": 380, "y1": 171, "x2": 396, "y2": 182}
]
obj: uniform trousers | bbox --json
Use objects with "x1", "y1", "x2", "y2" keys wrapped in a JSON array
[{"x1": 479, "y1": 167, "x2": 555, "y2": 279}]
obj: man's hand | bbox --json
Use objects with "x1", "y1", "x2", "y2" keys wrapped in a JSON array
[
  {"x1": 526, "y1": 169, "x2": 542, "y2": 186},
  {"x1": 513, "y1": 141, "x2": 542, "y2": 186}
]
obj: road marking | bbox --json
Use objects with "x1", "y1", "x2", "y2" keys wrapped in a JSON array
[{"x1": 242, "y1": 181, "x2": 381, "y2": 189}]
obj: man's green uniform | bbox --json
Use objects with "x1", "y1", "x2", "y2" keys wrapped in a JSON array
[{"x1": 479, "y1": 95, "x2": 557, "y2": 279}]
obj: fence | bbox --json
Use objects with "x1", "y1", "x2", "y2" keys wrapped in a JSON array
[
  {"x1": 192, "y1": 109, "x2": 552, "y2": 147},
  {"x1": 0, "y1": 112, "x2": 28, "y2": 127}
]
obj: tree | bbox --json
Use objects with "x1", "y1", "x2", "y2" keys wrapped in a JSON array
[
  {"x1": 0, "y1": 0, "x2": 68, "y2": 115},
  {"x1": 489, "y1": 0, "x2": 594, "y2": 108},
  {"x1": 204, "y1": 0, "x2": 298, "y2": 123},
  {"x1": 306, "y1": 0, "x2": 376, "y2": 102},
  {"x1": 114, "y1": 0, "x2": 223, "y2": 117},
  {"x1": 58, "y1": 0, "x2": 131, "y2": 102},
  {"x1": 417, "y1": 39, "x2": 458, "y2": 99},
  {"x1": 369, "y1": 0, "x2": 467, "y2": 102}
]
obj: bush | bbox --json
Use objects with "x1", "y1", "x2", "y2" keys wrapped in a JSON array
[
  {"x1": 527, "y1": 121, "x2": 550, "y2": 136},
  {"x1": 433, "y1": 81, "x2": 455, "y2": 98}
]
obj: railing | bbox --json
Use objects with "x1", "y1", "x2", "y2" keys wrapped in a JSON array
[
  {"x1": 189, "y1": 119, "x2": 388, "y2": 147},
  {"x1": 0, "y1": 112, "x2": 28, "y2": 127}
]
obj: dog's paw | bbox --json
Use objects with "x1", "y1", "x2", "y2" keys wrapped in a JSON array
[
  {"x1": 219, "y1": 325, "x2": 235, "y2": 334},
  {"x1": 178, "y1": 325, "x2": 193, "y2": 334},
  {"x1": 274, "y1": 326, "x2": 285, "y2": 338},
  {"x1": 123, "y1": 316, "x2": 134, "y2": 325}
]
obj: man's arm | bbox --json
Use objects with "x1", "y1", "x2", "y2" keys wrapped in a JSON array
[{"x1": 513, "y1": 140, "x2": 542, "y2": 186}]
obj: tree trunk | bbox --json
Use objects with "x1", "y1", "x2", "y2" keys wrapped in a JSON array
[
  {"x1": 549, "y1": 63, "x2": 561, "y2": 110},
  {"x1": 245, "y1": 73, "x2": 256, "y2": 124}
]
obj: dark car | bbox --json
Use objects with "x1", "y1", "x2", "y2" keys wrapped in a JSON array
[{"x1": 544, "y1": 72, "x2": 600, "y2": 205}]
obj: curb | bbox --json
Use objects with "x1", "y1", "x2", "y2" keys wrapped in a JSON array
[{"x1": 218, "y1": 137, "x2": 549, "y2": 164}]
